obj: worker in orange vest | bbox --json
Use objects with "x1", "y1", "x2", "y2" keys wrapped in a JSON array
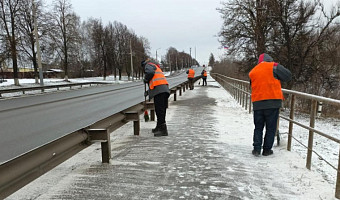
[
  {"x1": 249, "y1": 53, "x2": 291, "y2": 156},
  {"x1": 186, "y1": 67, "x2": 195, "y2": 90},
  {"x1": 201, "y1": 65, "x2": 208, "y2": 86},
  {"x1": 142, "y1": 58, "x2": 170, "y2": 137}
]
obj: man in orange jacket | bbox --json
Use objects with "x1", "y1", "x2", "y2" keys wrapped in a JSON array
[
  {"x1": 201, "y1": 65, "x2": 208, "y2": 86},
  {"x1": 249, "y1": 53, "x2": 291, "y2": 156},
  {"x1": 142, "y1": 59, "x2": 170, "y2": 137},
  {"x1": 186, "y1": 67, "x2": 195, "y2": 90}
]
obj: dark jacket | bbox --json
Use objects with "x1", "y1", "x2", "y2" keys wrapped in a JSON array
[
  {"x1": 144, "y1": 62, "x2": 170, "y2": 100},
  {"x1": 250, "y1": 53, "x2": 292, "y2": 110}
]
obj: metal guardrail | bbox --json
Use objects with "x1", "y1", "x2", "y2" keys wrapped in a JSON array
[
  {"x1": 0, "y1": 82, "x2": 110, "y2": 97},
  {"x1": 0, "y1": 78, "x2": 192, "y2": 199},
  {"x1": 211, "y1": 73, "x2": 340, "y2": 199}
]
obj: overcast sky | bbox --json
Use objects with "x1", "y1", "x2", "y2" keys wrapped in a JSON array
[
  {"x1": 44, "y1": 0, "x2": 337, "y2": 66},
  {"x1": 45, "y1": 0, "x2": 226, "y2": 65}
]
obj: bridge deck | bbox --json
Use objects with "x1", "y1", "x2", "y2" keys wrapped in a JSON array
[{"x1": 7, "y1": 76, "x2": 334, "y2": 200}]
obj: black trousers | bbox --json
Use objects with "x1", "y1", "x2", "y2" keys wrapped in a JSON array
[
  {"x1": 202, "y1": 77, "x2": 207, "y2": 86},
  {"x1": 154, "y1": 92, "x2": 169, "y2": 126},
  {"x1": 253, "y1": 108, "x2": 279, "y2": 151},
  {"x1": 188, "y1": 78, "x2": 194, "y2": 90}
]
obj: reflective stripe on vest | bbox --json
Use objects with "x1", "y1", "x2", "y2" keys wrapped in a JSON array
[
  {"x1": 249, "y1": 62, "x2": 283, "y2": 102},
  {"x1": 148, "y1": 63, "x2": 168, "y2": 90},
  {"x1": 188, "y1": 69, "x2": 195, "y2": 78}
]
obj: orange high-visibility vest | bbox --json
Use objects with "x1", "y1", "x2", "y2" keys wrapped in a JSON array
[
  {"x1": 188, "y1": 69, "x2": 195, "y2": 78},
  {"x1": 148, "y1": 63, "x2": 168, "y2": 90},
  {"x1": 249, "y1": 62, "x2": 283, "y2": 102},
  {"x1": 203, "y1": 71, "x2": 207, "y2": 77}
]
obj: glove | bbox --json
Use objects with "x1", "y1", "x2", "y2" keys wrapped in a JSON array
[{"x1": 144, "y1": 90, "x2": 149, "y2": 97}]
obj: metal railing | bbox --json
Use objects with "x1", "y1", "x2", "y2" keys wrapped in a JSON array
[
  {"x1": 0, "y1": 82, "x2": 110, "y2": 97},
  {"x1": 211, "y1": 73, "x2": 340, "y2": 199},
  {"x1": 0, "y1": 79, "x2": 191, "y2": 199}
]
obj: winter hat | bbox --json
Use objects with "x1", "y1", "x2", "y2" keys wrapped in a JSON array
[{"x1": 258, "y1": 53, "x2": 274, "y2": 63}]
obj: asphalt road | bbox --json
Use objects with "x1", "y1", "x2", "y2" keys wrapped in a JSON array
[{"x1": 0, "y1": 68, "x2": 203, "y2": 164}]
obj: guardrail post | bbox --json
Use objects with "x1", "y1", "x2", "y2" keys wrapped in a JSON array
[
  {"x1": 306, "y1": 99, "x2": 317, "y2": 170},
  {"x1": 287, "y1": 94, "x2": 295, "y2": 151},
  {"x1": 88, "y1": 130, "x2": 111, "y2": 163},
  {"x1": 134, "y1": 120, "x2": 140, "y2": 135},
  {"x1": 171, "y1": 89, "x2": 177, "y2": 101},
  {"x1": 101, "y1": 131, "x2": 111, "y2": 163},
  {"x1": 125, "y1": 112, "x2": 140, "y2": 136},
  {"x1": 145, "y1": 102, "x2": 155, "y2": 121},
  {"x1": 178, "y1": 86, "x2": 182, "y2": 96}
]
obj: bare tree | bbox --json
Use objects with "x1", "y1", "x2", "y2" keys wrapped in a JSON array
[
  {"x1": 113, "y1": 21, "x2": 130, "y2": 80},
  {"x1": 268, "y1": 0, "x2": 340, "y2": 90},
  {"x1": 218, "y1": 0, "x2": 340, "y2": 92},
  {"x1": 48, "y1": 0, "x2": 80, "y2": 81},
  {"x1": 89, "y1": 18, "x2": 108, "y2": 79},
  {"x1": 218, "y1": 0, "x2": 274, "y2": 68},
  {"x1": 0, "y1": 0, "x2": 24, "y2": 85},
  {"x1": 18, "y1": 0, "x2": 49, "y2": 83}
]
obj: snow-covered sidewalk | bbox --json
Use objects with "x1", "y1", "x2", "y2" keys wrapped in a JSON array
[{"x1": 7, "y1": 76, "x2": 337, "y2": 200}]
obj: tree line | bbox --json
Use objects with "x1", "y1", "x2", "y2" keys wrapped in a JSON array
[
  {"x1": 212, "y1": 0, "x2": 340, "y2": 100},
  {"x1": 0, "y1": 0, "x2": 197, "y2": 86}
]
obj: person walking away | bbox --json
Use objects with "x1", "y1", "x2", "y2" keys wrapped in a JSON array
[
  {"x1": 201, "y1": 65, "x2": 208, "y2": 86},
  {"x1": 186, "y1": 67, "x2": 195, "y2": 90},
  {"x1": 142, "y1": 59, "x2": 170, "y2": 137},
  {"x1": 249, "y1": 53, "x2": 292, "y2": 156}
]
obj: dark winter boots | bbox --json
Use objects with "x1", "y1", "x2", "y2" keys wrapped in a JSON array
[
  {"x1": 152, "y1": 125, "x2": 159, "y2": 133},
  {"x1": 154, "y1": 124, "x2": 168, "y2": 137},
  {"x1": 262, "y1": 149, "x2": 273, "y2": 156}
]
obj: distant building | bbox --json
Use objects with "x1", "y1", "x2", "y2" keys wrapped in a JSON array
[{"x1": 45, "y1": 69, "x2": 64, "y2": 78}]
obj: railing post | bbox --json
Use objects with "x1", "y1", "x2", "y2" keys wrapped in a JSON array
[
  {"x1": 287, "y1": 94, "x2": 295, "y2": 151},
  {"x1": 245, "y1": 87, "x2": 248, "y2": 111},
  {"x1": 306, "y1": 99, "x2": 317, "y2": 170},
  {"x1": 233, "y1": 81, "x2": 236, "y2": 98},
  {"x1": 317, "y1": 101, "x2": 323, "y2": 118},
  {"x1": 242, "y1": 84, "x2": 245, "y2": 108},
  {"x1": 335, "y1": 146, "x2": 340, "y2": 199},
  {"x1": 248, "y1": 85, "x2": 252, "y2": 113},
  {"x1": 276, "y1": 109, "x2": 280, "y2": 145},
  {"x1": 237, "y1": 83, "x2": 240, "y2": 104}
]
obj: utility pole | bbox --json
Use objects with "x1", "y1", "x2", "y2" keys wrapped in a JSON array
[
  {"x1": 156, "y1": 47, "x2": 161, "y2": 62},
  {"x1": 130, "y1": 39, "x2": 134, "y2": 81},
  {"x1": 168, "y1": 54, "x2": 171, "y2": 74},
  {"x1": 189, "y1": 47, "x2": 192, "y2": 67},
  {"x1": 32, "y1": 0, "x2": 44, "y2": 86},
  {"x1": 195, "y1": 46, "x2": 196, "y2": 64}
]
